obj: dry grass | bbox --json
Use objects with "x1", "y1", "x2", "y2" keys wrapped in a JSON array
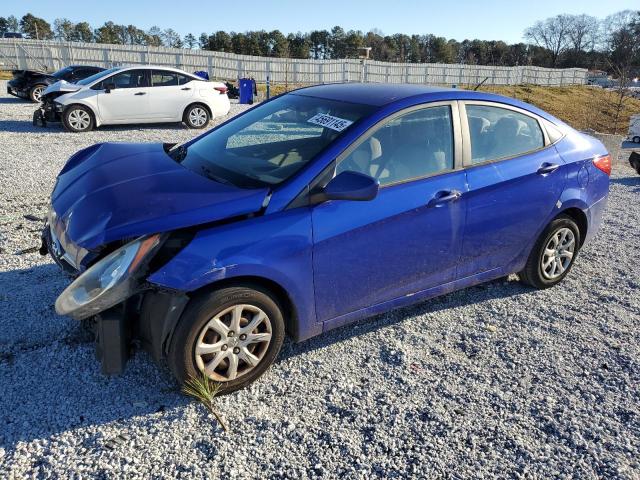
[
  {"x1": 0, "y1": 71, "x2": 12, "y2": 80},
  {"x1": 470, "y1": 84, "x2": 640, "y2": 135}
]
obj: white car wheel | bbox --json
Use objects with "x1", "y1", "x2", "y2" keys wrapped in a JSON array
[
  {"x1": 184, "y1": 105, "x2": 210, "y2": 129},
  {"x1": 63, "y1": 106, "x2": 94, "y2": 133}
]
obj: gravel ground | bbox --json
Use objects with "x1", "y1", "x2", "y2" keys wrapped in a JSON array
[{"x1": 1, "y1": 80, "x2": 639, "y2": 479}]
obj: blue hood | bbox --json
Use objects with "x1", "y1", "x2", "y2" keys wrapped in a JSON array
[{"x1": 51, "y1": 142, "x2": 270, "y2": 251}]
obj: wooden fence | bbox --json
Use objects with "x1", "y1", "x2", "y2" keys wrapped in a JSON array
[{"x1": 0, "y1": 39, "x2": 588, "y2": 86}]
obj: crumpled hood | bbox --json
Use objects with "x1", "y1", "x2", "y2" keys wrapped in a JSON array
[
  {"x1": 43, "y1": 80, "x2": 81, "y2": 96},
  {"x1": 50, "y1": 142, "x2": 270, "y2": 252}
]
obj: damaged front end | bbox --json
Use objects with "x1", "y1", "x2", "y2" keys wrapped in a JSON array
[
  {"x1": 33, "y1": 90, "x2": 66, "y2": 127},
  {"x1": 33, "y1": 81, "x2": 81, "y2": 127},
  {"x1": 41, "y1": 225, "x2": 194, "y2": 375}
]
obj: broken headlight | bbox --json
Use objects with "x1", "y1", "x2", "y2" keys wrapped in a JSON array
[{"x1": 55, "y1": 234, "x2": 162, "y2": 319}]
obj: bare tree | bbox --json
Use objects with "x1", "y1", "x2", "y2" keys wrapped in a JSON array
[
  {"x1": 567, "y1": 14, "x2": 599, "y2": 52},
  {"x1": 524, "y1": 14, "x2": 574, "y2": 66},
  {"x1": 603, "y1": 11, "x2": 640, "y2": 134}
]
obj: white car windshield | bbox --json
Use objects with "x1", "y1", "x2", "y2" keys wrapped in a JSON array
[
  {"x1": 76, "y1": 67, "x2": 121, "y2": 86},
  {"x1": 171, "y1": 94, "x2": 376, "y2": 188}
]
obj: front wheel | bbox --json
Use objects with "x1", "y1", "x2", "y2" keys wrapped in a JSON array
[
  {"x1": 519, "y1": 215, "x2": 581, "y2": 289},
  {"x1": 168, "y1": 286, "x2": 285, "y2": 394},
  {"x1": 62, "y1": 105, "x2": 94, "y2": 132},
  {"x1": 183, "y1": 104, "x2": 211, "y2": 129}
]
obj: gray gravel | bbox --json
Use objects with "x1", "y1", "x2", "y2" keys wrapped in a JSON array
[{"x1": 1, "y1": 80, "x2": 639, "y2": 479}]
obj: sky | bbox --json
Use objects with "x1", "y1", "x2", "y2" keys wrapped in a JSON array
[{"x1": 7, "y1": 0, "x2": 640, "y2": 43}]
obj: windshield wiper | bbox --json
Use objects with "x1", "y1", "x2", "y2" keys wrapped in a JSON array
[{"x1": 199, "y1": 165, "x2": 235, "y2": 186}]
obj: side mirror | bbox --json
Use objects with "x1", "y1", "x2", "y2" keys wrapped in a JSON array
[
  {"x1": 104, "y1": 83, "x2": 116, "y2": 93},
  {"x1": 310, "y1": 171, "x2": 379, "y2": 204}
]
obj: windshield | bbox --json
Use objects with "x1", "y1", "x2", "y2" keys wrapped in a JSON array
[
  {"x1": 172, "y1": 94, "x2": 376, "y2": 188},
  {"x1": 76, "y1": 67, "x2": 120, "y2": 86},
  {"x1": 52, "y1": 66, "x2": 73, "y2": 79}
]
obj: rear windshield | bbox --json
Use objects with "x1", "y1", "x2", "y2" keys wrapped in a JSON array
[
  {"x1": 52, "y1": 66, "x2": 73, "y2": 78},
  {"x1": 76, "y1": 67, "x2": 120, "y2": 86},
  {"x1": 172, "y1": 94, "x2": 376, "y2": 188}
]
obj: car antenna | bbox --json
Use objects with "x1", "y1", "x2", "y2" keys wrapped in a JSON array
[{"x1": 473, "y1": 77, "x2": 490, "y2": 91}]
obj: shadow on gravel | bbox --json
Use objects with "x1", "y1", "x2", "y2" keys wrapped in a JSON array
[
  {"x1": 610, "y1": 175, "x2": 640, "y2": 188},
  {"x1": 0, "y1": 119, "x2": 188, "y2": 133},
  {"x1": 278, "y1": 277, "x2": 530, "y2": 362},
  {"x1": 0, "y1": 264, "x2": 186, "y2": 451},
  {"x1": 0, "y1": 120, "x2": 64, "y2": 134},
  {"x1": 0, "y1": 97, "x2": 32, "y2": 104}
]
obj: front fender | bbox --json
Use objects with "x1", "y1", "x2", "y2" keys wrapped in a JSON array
[{"x1": 146, "y1": 208, "x2": 321, "y2": 340}]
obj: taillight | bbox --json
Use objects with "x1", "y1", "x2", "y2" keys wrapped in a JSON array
[
  {"x1": 593, "y1": 154, "x2": 612, "y2": 176},
  {"x1": 214, "y1": 86, "x2": 228, "y2": 94}
]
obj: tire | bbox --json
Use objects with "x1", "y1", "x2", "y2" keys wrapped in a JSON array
[
  {"x1": 630, "y1": 152, "x2": 640, "y2": 175},
  {"x1": 62, "y1": 105, "x2": 95, "y2": 133},
  {"x1": 168, "y1": 285, "x2": 285, "y2": 394},
  {"x1": 519, "y1": 215, "x2": 581, "y2": 289},
  {"x1": 183, "y1": 104, "x2": 211, "y2": 129},
  {"x1": 29, "y1": 84, "x2": 46, "y2": 103}
]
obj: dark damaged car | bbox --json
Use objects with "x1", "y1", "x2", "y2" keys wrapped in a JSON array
[{"x1": 7, "y1": 65, "x2": 104, "y2": 102}]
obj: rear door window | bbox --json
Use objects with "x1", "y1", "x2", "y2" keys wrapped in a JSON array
[
  {"x1": 151, "y1": 70, "x2": 179, "y2": 87},
  {"x1": 465, "y1": 104, "x2": 544, "y2": 164}
]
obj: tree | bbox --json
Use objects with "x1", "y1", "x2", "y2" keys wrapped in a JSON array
[
  {"x1": 162, "y1": 29, "x2": 182, "y2": 48},
  {"x1": 184, "y1": 33, "x2": 197, "y2": 49},
  {"x1": 308, "y1": 30, "x2": 331, "y2": 59},
  {"x1": 73, "y1": 22, "x2": 93, "y2": 42},
  {"x1": 54, "y1": 18, "x2": 75, "y2": 41},
  {"x1": 267, "y1": 30, "x2": 289, "y2": 57},
  {"x1": 0, "y1": 17, "x2": 8, "y2": 36},
  {"x1": 94, "y1": 21, "x2": 122, "y2": 44},
  {"x1": 524, "y1": 14, "x2": 573, "y2": 67},
  {"x1": 287, "y1": 32, "x2": 309, "y2": 58},
  {"x1": 20, "y1": 13, "x2": 53, "y2": 40},
  {"x1": 6, "y1": 15, "x2": 19, "y2": 32},
  {"x1": 199, "y1": 32, "x2": 209, "y2": 49},
  {"x1": 603, "y1": 11, "x2": 640, "y2": 133},
  {"x1": 147, "y1": 26, "x2": 163, "y2": 47}
]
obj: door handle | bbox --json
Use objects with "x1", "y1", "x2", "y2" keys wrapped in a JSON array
[
  {"x1": 181, "y1": 87, "x2": 191, "y2": 91},
  {"x1": 537, "y1": 163, "x2": 560, "y2": 175},
  {"x1": 134, "y1": 92, "x2": 147, "y2": 96},
  {"x1": 427, "y1": 189, "x2": 462, "y2": 207}
]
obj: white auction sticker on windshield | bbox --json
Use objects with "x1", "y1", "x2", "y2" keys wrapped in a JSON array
[{"x1": 307, "y1": 113, "x2": 353, "y2": 132}]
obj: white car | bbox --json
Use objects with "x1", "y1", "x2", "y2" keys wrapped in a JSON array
[
  {"x1": 628, "y1": 114, "x2": 640, "y2": 144},
  {"x1": 38, "y1": 66, "x2": 230, "y2": 132}
]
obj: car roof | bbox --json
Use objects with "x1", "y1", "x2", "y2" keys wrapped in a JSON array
[
  {"x1": 291, "y1": 82, "x2": 564, "y2": 124},
  {"x1": 116, "y1": 65, "x2": 199, "y2": 76}
]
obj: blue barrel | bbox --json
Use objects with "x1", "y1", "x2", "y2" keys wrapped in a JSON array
[{"x1": 239, "y1": 78, "x2": 254, "y2": 104}]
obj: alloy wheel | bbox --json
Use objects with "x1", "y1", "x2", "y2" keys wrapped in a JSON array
[
  {"x1": 189, "y1": 107, "x2": 208, "y2": 127},
  {"x1": 68, "y1": 109, "x2": 91, "y2": 131},
  {"x1": 194, "y1": 304, "x2": 272, "y2": 382},
  {"x1": 32, "y1": 86, "x2": 44, "y2": 102},
  {"x1": 541, "y1": 227, "x2": 575, "y2": 280}
]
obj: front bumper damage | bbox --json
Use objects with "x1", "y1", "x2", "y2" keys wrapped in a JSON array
[
  {"x1": 41, "y1": 222, "x2": 190, "y2": 375},
  {"x1": 33, "y1": 99, "x2": 63, "y2": 127}
]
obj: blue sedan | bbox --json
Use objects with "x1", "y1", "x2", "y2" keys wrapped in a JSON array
[{"x1": 42, "y1": 83, "x2": 611, "y2": 392}]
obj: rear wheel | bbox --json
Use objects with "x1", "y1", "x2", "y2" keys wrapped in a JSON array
[
  {"x1": 29, "y1": 84, "x2": 46, "y2": 103},
  {"x1": 183, "y1": 104, "x2": 210, "y2": 129},
  {"x1": 519, "y1": 215, "x2": 581, "y2": 289},
  {"x1": 168, "y1": 286, "x2": 285, "y2": 394},
  {"x1": 62, "y1": 105, "x2": 94, "y2": 133}
]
